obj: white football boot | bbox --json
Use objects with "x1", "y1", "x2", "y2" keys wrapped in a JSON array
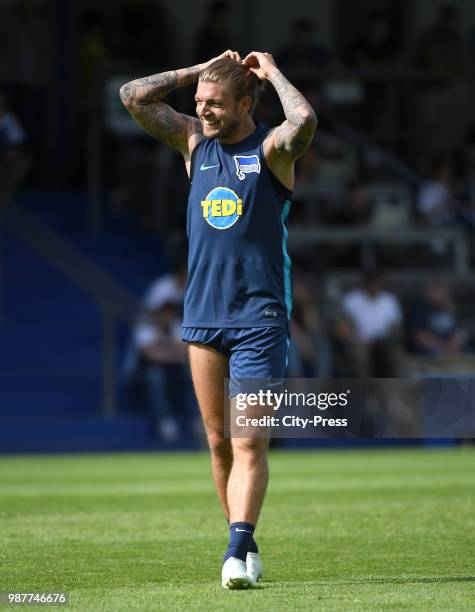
[
  {"x1": 222, "y1": 557, "x2": 253, "y2": 589},
  {"x1": 246, "y1": 552, "x2": 263, "y2": 585}
]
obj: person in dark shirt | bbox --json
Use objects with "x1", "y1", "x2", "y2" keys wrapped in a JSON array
[
  {"x1": 193, "y1": 1, "x2": 237, "y2": 66},
  {"x1": 408, "y1": 279, "x2": 469, "y2": 355},
  {"x1": 112, "y1": 0, "x2": 173, "y2": 69},
  {"x1": 346, "y1": 11, "x2": 401, "y2": 131},
  {"x1": 0, "y1": 91, "x2": 30, "y2": 204},
  {"x1": 415, "y1": 4, "x2": 467, "y2": 74},
  {"x1": 349, "y1": 11, "x2": 400, "y2": 70},
  {"x1": 276, "y1": 19, "x2": 331, "y2": 75}
]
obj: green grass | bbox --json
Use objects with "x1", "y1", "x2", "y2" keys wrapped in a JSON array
[{"x1": 0, "y1": 448, "x2": 474, "y2": 611}]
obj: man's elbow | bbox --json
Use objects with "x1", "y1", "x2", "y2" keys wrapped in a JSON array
[
  {"x1": 119, "y1": 82, "x2": 136, "y2": 108},
  {"x1": 302, "y1": 109, "x2": 318, "y2": 132}
]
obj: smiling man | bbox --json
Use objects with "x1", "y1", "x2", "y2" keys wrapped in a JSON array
[{"x1": 120, "y1": 49, "x2": 316, "y2": 589}]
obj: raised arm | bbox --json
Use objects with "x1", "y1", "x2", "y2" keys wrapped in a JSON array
[
  {"x1": 119, "y1": 66, "x2": 203, "y2": 158},
  {"x1": 267, "y1": 70, "x2": 317, "y2": 159},
  {"x1": 243, "y1": 52, "x2": 317, "y2": 187},
  {"x1": 119, "y1": 51, "x2": 241, "y2": 159}
]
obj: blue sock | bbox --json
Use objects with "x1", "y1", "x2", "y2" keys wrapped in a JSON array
[
  {"x1": 226, "y1": 518, "x2": 258, "y2": 553},
  {"x1": 223, "y1": 522, "x2": 255, "y2": 563},
  {"x1": 248, "y1": 536, "x2": 259, "y2": 554}
]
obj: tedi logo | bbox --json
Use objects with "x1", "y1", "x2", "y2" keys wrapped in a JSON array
[{"x1": 201, "y1": 186, "x2": 243, "y2": 230}]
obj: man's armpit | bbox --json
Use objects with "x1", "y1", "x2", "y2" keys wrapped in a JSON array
[
  {"x1": 271, "y1": 121, "x2": 315, "y2": 160},
  {"x1": 187, "y1": 117, "x2": 204, "y2": 155}
]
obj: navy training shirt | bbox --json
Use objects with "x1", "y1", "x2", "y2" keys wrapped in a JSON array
[{"x1": 183, "y1": 123, "x2": 292, "y2": 329}]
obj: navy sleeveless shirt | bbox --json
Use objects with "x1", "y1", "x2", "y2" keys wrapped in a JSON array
[{"x1": 183, "y1": 123, "x2": 292, "y2": 329}]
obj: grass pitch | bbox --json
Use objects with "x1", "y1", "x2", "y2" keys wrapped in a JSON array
[{"x1": 0, "y1": 448, "x2": 474, "y2": 611}]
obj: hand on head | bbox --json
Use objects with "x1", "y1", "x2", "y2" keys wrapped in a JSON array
[
  {"x1": 203, "y1": 50, "x2": 278, "y2": 80},
  {"x1": 243, "y1": 52, "x2": 278, "y2": 80},
  {"x1": 205, "y1": 49, "x2": 241, "y2": 67}
]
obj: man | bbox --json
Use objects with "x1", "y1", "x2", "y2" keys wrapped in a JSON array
[
  {"x1": 120, "y1": 49, "x2": 316, "y2": 589},
  {"x1": 130, "y1": 260, "x2": 199, "y2": 442},
  {"x1": 335, "y1": 268, "x2": 403, "y2": 378},
  {"x1": 333, "y1": 269, "x2": 407, "y2": 436},
  {"x1": 408, "y1": 279, "x2": 469, "y2": 356}
]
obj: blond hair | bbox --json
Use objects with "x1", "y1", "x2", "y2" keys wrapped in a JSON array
[{"x1": 199, "y1": 58, "x2": 265, "y2": 114}]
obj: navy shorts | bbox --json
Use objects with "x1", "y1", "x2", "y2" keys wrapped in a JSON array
[{"x1": 182, "y1": 326, "x2": 289, "y2": 398}]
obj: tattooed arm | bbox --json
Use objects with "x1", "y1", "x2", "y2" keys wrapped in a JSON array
[
  {"x1": 119, "y1": 50, "x2": 241, "y2": 160},
  {"x1": 243, "y1": 51, "x2": 317, "y2": 188},
  {"x1": 266, "y1": 69, "x2": 317, "y2": 159},
  {"x1": 119, "y1": 67, "x2": 202, "y2": 157}
]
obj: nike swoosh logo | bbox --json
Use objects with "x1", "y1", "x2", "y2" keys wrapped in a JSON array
[
  {"x1": 200, "y1": 163, "x2": 219, "y2": 171},
  {"x1": 235, "y1": 528, "x2": 252, "y2": 533}
]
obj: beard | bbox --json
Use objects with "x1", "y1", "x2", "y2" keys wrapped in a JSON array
[
  {"x1": 215, "y1": 117, "x2": 241, "y2": 139},
  {"x1": 202, "y1": 113, "x2": 242, "y2": 140}
]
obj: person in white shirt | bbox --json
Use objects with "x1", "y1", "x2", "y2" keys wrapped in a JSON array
[
  {"x1": 333, "y1": 268, "x2": 403, "y2": 378},
  {"x1": 331, "y1": 268, "x2": 415, "y2": 435}
]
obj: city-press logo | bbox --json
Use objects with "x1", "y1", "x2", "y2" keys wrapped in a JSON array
[
  {"x1": 201, "y1": 186, "x2": 243, "y2": 229},
  {"x1": 234, "y1": 154, "x2": 260, "y2": 180}
]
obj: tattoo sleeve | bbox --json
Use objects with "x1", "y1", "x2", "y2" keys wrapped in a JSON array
[
  {"x1": 119, "y1": 66, "x2": 202, "y2": 152},
  {"x1": 268, "y1": 70, "x2": 317, "y2": 160}
]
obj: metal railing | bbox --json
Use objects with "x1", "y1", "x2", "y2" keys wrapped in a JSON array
[
  {"x1": 289, "y1": 226, "x2": 470, "y2": 274},
  {"x1": 89, "y1": 66, "x2": 472, "y2": 232}
]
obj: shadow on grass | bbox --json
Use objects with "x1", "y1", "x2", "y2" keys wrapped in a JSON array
[
  {"x1": 355, "y1": 576, "x2": 475, "y2": 585},
  {"x1": 157, "y1": 576, "x2": 475, "y2": 591},
  {"x1": 281, "y1": 576, "x2": 475, "y2": 586}
]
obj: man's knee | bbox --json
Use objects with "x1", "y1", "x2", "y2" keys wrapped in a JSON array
[
  {"x1": 232, "y1": 437, "x2": 268, "y2": 462},
  {"x1": 207, "y1": 431, "x2": 231, "y2": 457}
]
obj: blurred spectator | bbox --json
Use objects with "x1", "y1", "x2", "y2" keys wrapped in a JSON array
[
  {"x1": 79, "y1": 10, "x2": 113, "y2": 112},
  {"x1": 332, "y1": 268, "x2": 403, "y2": 378},
  {"x1": 111, "y1": 0, "x2": 174, "y2": 70},
  {"x1": 412, "y1": 5, "x2": 468, "y2": 153},
  {"x1": 109, "y1": 139, "x2": 186, "y2": 233},
  {"x1": 346, "y1": 11, "x2": 401, "y2": 132},
  {"x1": 407, "y1": 279, "x2": 470, "y2": 356},
  {"x1": 0, "y1": 0, "x2": 52, "y2": 170},
  {"x1": 458, "y1": 126, "x2": 475, "y2": 229},
  {"x1": 124, "y1": 262, "x2": 199, "y2": 442},
  {"x1": 303, "y1": 85, "x2": 335, "y2": 131},
  {"x1": 329, "y1": 181, "x2": 373, "y2": 226},
  {"x1": 0, "y1": 0, "x2": 52, "y2": 88},
  {"x1": 414, "y1": 4, "x2": 467, "y2": 74},
  {"x1": 332, "y1": 270, "x2": 419, "y2": 435},
  {"x1": 295, "y1": 144, "x2": 320, "y2": 189},
  {"x1": 314, "y1": 131, "x2": 358, "y2": 192},
  {"x1": 287, "y1": 277, "x2": 328, "y2": 377},
  {"x1": 347, "y1": 11, "x2": 401, "y2": 70},
  {"x1": 416, "y1": 158, "x2": 456, "y2": 227},
  {"x1": 293, "y1": 85, "x2": 360, "y2": 224},
  {"x1": 276, "y1": 19, "x2": 332, "y2": 77},
  {"x1": 0, "y1": 92, "x2": 30, "y2": 204},
  {"x1": 194, "y1": 1, "x2": 237, "y2": 65}
]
